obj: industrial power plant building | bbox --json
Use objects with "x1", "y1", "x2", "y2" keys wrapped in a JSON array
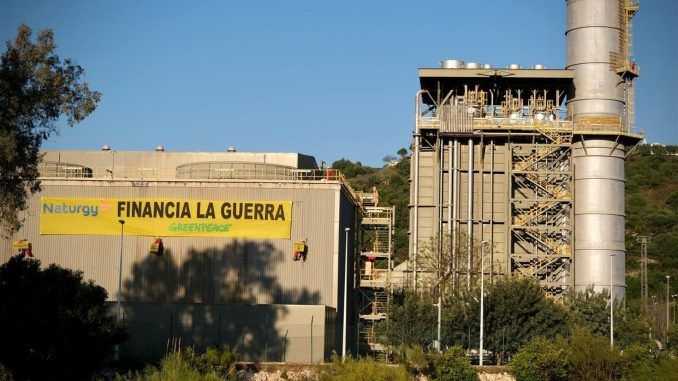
[
  {"x1": 408, "y1": 0, "x2": 642, "y2": 299},
  {"x1": 0, "y1": 0, "x2": 644, "y2": 364},
  {"x1": 1, "y1": 149, "x2": 362, "y2": 362}
]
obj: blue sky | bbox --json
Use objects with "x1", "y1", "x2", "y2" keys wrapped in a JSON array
[{"x1": 2, "y1": 0, "x2": 676, "y2": 167}]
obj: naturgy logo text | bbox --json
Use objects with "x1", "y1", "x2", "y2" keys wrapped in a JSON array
[{"x1": 42, "y1": 202, "x2": 99, "y2": 217}]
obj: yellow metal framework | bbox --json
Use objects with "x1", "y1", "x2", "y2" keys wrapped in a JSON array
[
  {"x1": 610, "y1": 0, "x2": 640, "y2": 135},
  {"x1": 509, "y1": 127, "x2": 573, "y2": 297}
]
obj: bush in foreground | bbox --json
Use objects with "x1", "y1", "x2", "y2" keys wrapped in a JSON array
[
  {"x1": 319, "y1": 356, "x2": 409, "y2": 381},
  {"x1": 509, "y1": 337, "x2": 569, "y2": 381},
  {"x1": 117, "y1": 347, "x2": 238, "y2": 381},
  {"x1": 0, "y1": 255, "x2": 126, "y2": 381},
  {"x1": 431, "y1": 346, "x2": 478, "y2": 381}
]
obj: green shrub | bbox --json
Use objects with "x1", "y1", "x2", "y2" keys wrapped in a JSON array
[
  {"x1": 118, "y1": 347, "x2": 238, "y2": 381},
  {"x1": 395, "y1": 345, "x2": 430, "y2": 374},
  {"x1": 627, "y1": 194, "x2": 647, "y2": 208},
  {"x1": 319, "y1": 356, "x2": 409, "y2": 381},
  {"x1": 430, "y1": 346, "x2": 477, "y2": 381},
  {"x1": 509, "y1": 337, "x2": 569, "y2": 381},
  {"x1": 565, "y1": 329, "x2": 623, "y2": 381},
  {"x1": 617, "y1": 343, "x2": 660, "y2": 379},
  {"x1": 204, "y1": 346, "x2": 238, "y2": 374},
  {"x1": 624, "y1": 357, "x2": 678, "y2": 381}
]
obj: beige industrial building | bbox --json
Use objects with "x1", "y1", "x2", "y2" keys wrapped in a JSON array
[
  {"x1": 408, "y1": 0, "x2": 643, "y2": 299},
  {"x1": 1, "y1": 149, "x2": 362, "y2": 362}
]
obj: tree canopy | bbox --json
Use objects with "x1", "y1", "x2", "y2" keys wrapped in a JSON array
[
  {"x1": 0, "y1": 24, "x2": 100, "y2": 236},
  {"x1": 0, "y1": 255, "x2": 126, "y2": 380}
]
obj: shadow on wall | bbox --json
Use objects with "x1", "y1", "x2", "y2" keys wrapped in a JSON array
[{"x1": 120, "y1": 241, "x2": 322, "y2": 362}]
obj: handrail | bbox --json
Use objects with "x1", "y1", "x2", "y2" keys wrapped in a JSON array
[
  {"x1": 417, "y1": 113, "x2": 643, "y2": 137},
  {"x1": 37, "y1": 164, "x2": 363, "y2": 205}
]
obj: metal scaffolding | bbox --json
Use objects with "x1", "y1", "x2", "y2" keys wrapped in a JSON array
[{"x1": 356, "y1": 194, "x2": 394, "y2": 360}]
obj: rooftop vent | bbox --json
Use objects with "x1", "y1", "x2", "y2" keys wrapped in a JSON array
[
  {"x1": 227, "y1": 146, "x2": 237, "y2": 153},
  {"x1": 440, "y1": 59, "x2": 464, "y2": 69},
  {"x1": 101, "y1": 144, "x2": 111, "y2": 151},
  {"x1": 155, "y1": 145, "x2": 165, "y2": 152}
]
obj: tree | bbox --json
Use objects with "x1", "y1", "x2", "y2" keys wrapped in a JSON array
[
  {"x1": 383, "y1": 155, "x2": 398, "y2": 163},
  {"x1": 0, "y1": 24, "x2": 101, "y2": 236},
  {"x1": 330, "y1": 158, "x2": 373, "y2": 179},
  {"x1": 380, "y1": 290, "x2": 437, "y2": 347},
  {"x1": 509, "y1": 337, "x2": 570, "y2": 381},
  {"x1": 430, "y1": 346, "x2": 478, "y2": 381},
  {"x1": 397, "y1": 147, "x2": 408, "y2": 158},
  {"x1": 0, "y1": 255, "x2": 126, "y2": 380},
  {"x1": 482, "y1": 278, "x2": 568, "y2": 358}
]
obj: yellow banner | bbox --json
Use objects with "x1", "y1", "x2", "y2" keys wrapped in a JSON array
[{"x1": 40, "y1": 197, "x2": 292, "y2": 238}]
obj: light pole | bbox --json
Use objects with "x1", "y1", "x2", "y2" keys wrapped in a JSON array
[
  {"x1": 672, "y1": 294, "x2": 677, "y2": 325},
  {"x1": 115, "y1": 219, "x2": 125, "y2": 362},
  {"x1": 342, "y1": 227, "x2": 350, "y2": 362},
  {"x1": 479, "y1": 240, "x2": 489, "y2": 366},
  {"x1": 610, "y1": 252, "x2": 616, "y2": 350}
]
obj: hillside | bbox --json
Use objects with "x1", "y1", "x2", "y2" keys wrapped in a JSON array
[
  {"x1": 332, "y1": 157, "x2": 410, "y2": 263},
  {"x1": 336, "y1": 144, "x2": 678, "y2": 299},
  {"x1": 625, "y1": 144, "x2": 678, "y2": 299}
]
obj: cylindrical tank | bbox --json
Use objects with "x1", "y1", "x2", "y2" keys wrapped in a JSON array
[
  {"x1": 481, "y1": 64, "x2": 492, "y2": 69},
  {"x1": 566, "y1": 0, "x2": 627, "y2": 298},
  {"x1": 507, "y1": 64, "x2": 521, "y2": 69},
  {"x1": 441, "y1": 60, "x2": 464, "y2": 69},
  {"x1": 572, "y1": 140, "x2": 626, "y2": 297},
  {"x1": 532, "y1": 64, "x2": 546, "y2": 70},
  {"x1": 566, "y1": 0, "x2": 625, "y2": 116},
  {"x1": 464, "y1": 62, "x2": 481, "y2": 69}
]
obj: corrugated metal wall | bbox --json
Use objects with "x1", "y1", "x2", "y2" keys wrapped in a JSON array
[
  {"x1": 117, "y1": 302, "x2": 331, "y2": 363},
  {"x1": 1, "y1": 180, "x2": 353, "y2": 309}
]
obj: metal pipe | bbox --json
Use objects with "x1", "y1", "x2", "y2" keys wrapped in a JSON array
[
  {"x1": 480, "y1": 136, "x2": 484, "y2": 245},
  {"x1": 480, "y1": 240, "x2": 489, "y2": 366},
  {"x1": 467, "y1": 138, "x2": 474, "y2": 290},
  {"x1": 490, "y1": 140, "x2": 494, "y2": 283},
  {"x1": 413, "y1": 133, "x2": 420, "y2": 291},
  {"x1": 610, "y1": 252, "x2": 615, "y2": 350},
  {"x1": 448, "y1": 140, "x2": 453, "y2": 238},
  {"x1": 342, "y1": 227, "x2": 350, "y2": 362},
  {"x1": 446, "y1": 139, "x2": 453, "y2": 290},
  {"x1": 437, "y1": 140, "x2": 444, "y2": 350},
  {"x1": 451, "y1": 140, "x2": 459, "y2": 288}
]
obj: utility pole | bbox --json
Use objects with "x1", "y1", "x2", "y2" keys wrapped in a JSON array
[{"x1": 638, "y1": 236, "x2": 650, "y2": 304}]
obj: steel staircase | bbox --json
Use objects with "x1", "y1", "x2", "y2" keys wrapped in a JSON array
[{"x1": 357, "y1": 192, "x2": 394, "y2": 360}]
